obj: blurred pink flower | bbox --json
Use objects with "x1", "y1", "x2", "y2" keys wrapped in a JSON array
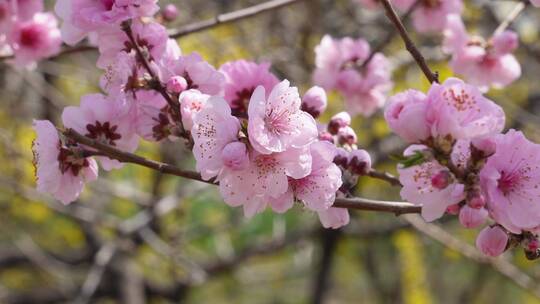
[
  {"x1": 55, "y1": 0, "x2": 159, "y2": 45},
  {"x1": 219, "y1": 60, "x2": 279, "y2": 117},
  {"x1": 8, "y1": 13, "x2": 61, "y2": 67},
  {"x1": 444, "y1": 15, "x2": 521, "y2": 91}
]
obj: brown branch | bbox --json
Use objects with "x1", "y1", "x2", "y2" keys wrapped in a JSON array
[
  {"x1": 0, "y1": 0, "x2": 303, "y2": 62},
  {"x1": 379, "y1": 0, "x2": 439, "y2": 83},
  {"x1": 367, "y1": 169, "x2": 401, "y2": 186},
  {"x1": 169, "y1": 0, "x2": 304, "y2": 38},
  {"x1": 62, "y1": 128, "x2": 419, "y2": 215},
  {"x1": 334, "y1": 197, "x2": 420, "y2": 215},
  {"x1": 61, "y1": 128, "x2": 212, "y2": 185},
  {"x1": 361, "y1": 0, "x2": 420, "y2": 68}
]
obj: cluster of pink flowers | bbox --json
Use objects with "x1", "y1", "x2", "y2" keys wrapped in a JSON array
[
  {"x1": 443, "y1": 15, "x2": 521, "y2": 91},
  {"x1": 385, "y1": 77, "x2": 540, "y2": 258},
  {"x1": 25, "y1": 0, "x2": 540, "y2": 258},
  {"x1": 30, "y1": 0, "x2": 377, "y2": 230},
  {"x1": 0, "y1": 0, "x2": 61, "y2": 67},
  {"x1": 313, "y1": 35, "x2": 392, "y2": 117}
]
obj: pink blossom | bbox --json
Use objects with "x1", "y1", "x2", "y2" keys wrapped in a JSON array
[
  {"x1": 134, "y1": 91, "x2": 178, "y2": 142},
  {"x1": 248, "y1": 80, "x2": 318, "y2": 154},
  {"x1": 301, "y1": 86, "x2": 327, "y2": 118},
  {"x1": 179, "y1": 89, "x2": 210, "y2": 131},
  {"x1": 531, "y1": 0, "x2": 540, "y2": 7},
  {"x1": 55, "y1": 0, "x2": 159, "y2": 45},
  {"x1": 444, "y1": 16, "x2": 521, "y2": 91},
  {"x1": 480, "y1": 130, "x2": 540, "y2": 233},
  {"x1": 384, "y1": 89, "x2": 430, "y2": 143},
  {"x1": 32, "y1": 120, "x2": 98, "y2": 204},
  {"x1": 192, "y1": 96, "x2": 240, "y2": 181},
  {"x1": 459, "y1": 205, "x2": 488, "y2": 228},
  {"x1": 426, "y1": 77, "x2": 505, "y2": 141},
  {"x1": 397, "y1": 0, "x2": 463, "y2": 33},
  {"x1": 313, "y1": 35, "x2": 392, "y2": 116},
  {"x1": 62, "y1": 93, "x2": 139, "y2": 170},
  {"x1": 219, "y1": 60, "x2": 279, "y2": 117},
  {"x1": 399, "y1": 145, "x2": 465, "y2": 221},
  {"x1": 271, "y1": 141, "x2": 343, "y2": 213},
  {"x1": 96, "y1": 20, "x2": 168, "y2": 68},
  {"x1": 476, "y1": 226, "x2": 508, "y2": 257},
  {"x1": 7, "y1": 13, "x2": 61, "y2": 67},
  {"x1": 161, "y1": 52, "x2": 224, "y2": 96},
  {"x1": 219, "y1": 147, "x2": 312, "y2": 217},
  {"x1": 317, "y1": 207, "x2": 350, "y2": 229},
  {"x1": 0, "y1": 0, "x2": 43, "y2": 31},
  {"x1": 337, "y1": 126, "x2": 357, "y2": 146}
]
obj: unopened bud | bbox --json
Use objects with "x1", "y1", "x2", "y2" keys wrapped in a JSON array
[
  {"x1": 446, "y1": 204, "x2": 461, "y2": 215},
  {"x1": 348, "y1": 149, "x2": 371, "y2": 175},
  {"x1": 222, "y1": 142, "x2": 249, "y2": 171},
  {"x1": 301, "y1": 86, "x2": 327, "y2": 118},
  {"x1": 467, "y1": 192, "x2": 486, "y2": 209},
  {"x1": 459, "y1": 205, "x2": 488, "y2": 228},
  {"x1": 162, "y1": 4, "x2": 179, "y2": 22},
  {"x1": 337, "y1": 126, "x2": 357, "y2": 146},
  {"x1": 328, "y1": 112, "x2": 351, "y2": 135},
  {"x1": 167, "y1": 76, "x2": 188, "y2": 93}
]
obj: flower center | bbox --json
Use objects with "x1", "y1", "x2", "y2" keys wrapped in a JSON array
[
  {"x1": 20, "y1": 25, "x2": 42, "y2": 48},
  {"x1": 442, "y1": 88, "x2": 475, "y2": 112},
  {"x1": 85, "y1": 121, "x2": 122, "y2": 146},
  {"x1": 231, "y1": 87, "x2": 254, "y2": 117},
  {"x1": 264, "y1": 108, "x2": 292, "y2": 136},
  {"x1": 57, "y1": 146, "x2": 90, "y2": 176},
  {"x1": 498, "y1": 170, "x2": 523, "y2": 196}
]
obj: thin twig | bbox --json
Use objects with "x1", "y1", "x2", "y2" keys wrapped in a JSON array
[
  {"x1": 334, "y1": 197, "x2": 420, "y2": 215},
  {"x1": 404, "y1": 215, "x2": 540, "y2": 298},
  {"x1": 492, "y1": 1, "x2": 528, "y2": 38},
  {"x1": 367, "y1": 169, "x2": 401, "y2": 186},
  {"x1": 379, "y1": 0, "x2": 439, "y2": 83},
  {"x1": 75, "y1": 243, "x2": 117, "y2": 304},
  {"x1": 0, "y1": 0, "x2": 303, "y2": 62}
]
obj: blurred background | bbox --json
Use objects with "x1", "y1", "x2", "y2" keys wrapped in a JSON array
[{"x1": 2, "y1": 0, "x2": 540, "y2": 303}]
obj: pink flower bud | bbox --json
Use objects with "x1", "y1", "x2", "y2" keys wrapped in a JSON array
[
  {"x1": 471, "y1": 137, "x2": 496, "y2": 156},
  {"x1": 301, "y1": 86, "x2": 327, "y2": 118},
  {"x1": 221, "y1": 142, "x2": 249, "y2": 171},
  {"x1": 319, "y1": 131, "x2": 334, "y2": 143},
  {"x1": 337, "y1": 126, "x2": 357, "y2": 146},
  {"x1": 446, "y1": 204, "x2": 461, "y2": 215},
  {"x1": 328, "y1": 112, "x2": 351, "y2": 135},
  {"x1": 459, "y1": 205, "x2": 488, "y2": 228},
  {"x1": 167, "y1": 76, "x2": 188, "y2": 93},
  {"x1": 431, "y1": 170, "x2": 451, "y2": 190},
  {"x1": 467, "y1": 193, "x2": 486, "y2": 209},
  {"x1": 476, "y1": 226, "x2": 508, "y2": 257},
  {"x1": 162, "y1": 4, "x2": 179, "y2": 22},
  {"x1": 384, "y1": 90, "x2": 430, "y2": 143},
  {"x1": 348, "y1": 149, "x2": 371, "y2": 175},
  {"x1": 491, "y1": 30, "x2": 518, "y2": 56},
  {"x1": 333, "y1": 148, "x2": 349, "y2": 168}
]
